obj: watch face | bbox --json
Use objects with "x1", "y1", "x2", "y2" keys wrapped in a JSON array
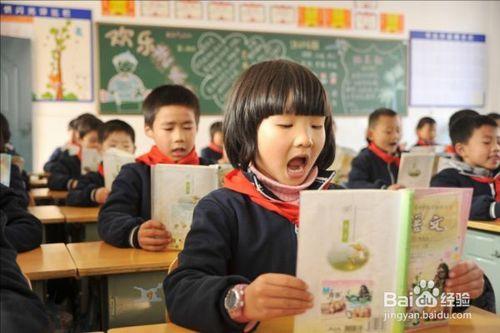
[{"x1": 225, "y1": 289, "x2": 238, "y2": 309}]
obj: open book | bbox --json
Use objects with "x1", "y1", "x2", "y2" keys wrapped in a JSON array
[
  {"x1": 0, "y1": 153, "x2": 12, "y2": 187},
  {"x1": 102, "y1": 148, "x2": 135, "y2": 191},
  {"x1": 151, "y1": 164, "x2": 220, "y2": 250},
  {"x1": 398, "y1": 153, "x2": 439, "y2": 188},
  {"x1": 81, "y1": 147, "x2": 102, "y2": 175}
]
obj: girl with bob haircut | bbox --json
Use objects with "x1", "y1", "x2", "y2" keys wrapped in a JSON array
[{"x1": 164, "y1": 59, "x2": 339, "y2": 332}]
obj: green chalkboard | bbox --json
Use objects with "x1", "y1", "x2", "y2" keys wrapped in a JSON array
[{"x1": 98, "y1": 23, "x2": 407, "y2": 115}]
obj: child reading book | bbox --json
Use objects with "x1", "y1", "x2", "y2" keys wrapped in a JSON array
[
  {"x1": 414, "y1": 117, "x2": 437, "y2": 147},
  {"x1": 444, "y1": 109, "x2": 479, "y2": 155},
  {"x1": 201, "y1": 121, "x2": 224, "y2": 163}
]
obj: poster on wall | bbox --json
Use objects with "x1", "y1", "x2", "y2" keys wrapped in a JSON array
[
  {"x1": 140, "y1": 0, "x2": 170, "y2": 18},
  {"x1": 1, "y1": 3, "x2": 93, "y2": 102},
  {"x1": 102, "y1": 0, "x2": 135, "y2": 17}
]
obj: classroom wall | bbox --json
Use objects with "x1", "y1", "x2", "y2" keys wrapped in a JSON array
[{"x1": 2, "y1": 1, "x2": 500, "y2": 172}]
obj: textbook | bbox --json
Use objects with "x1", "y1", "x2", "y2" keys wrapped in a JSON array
[
  {"x1": 0, "y1": 153, "x2": 12, "y2": 187},
  {"x1": 409, "y1": 146, "x2": 444, "y2": 154},
  {"x1": 151, "y1": 164, "x2": 220, "y2": 250},
  {"x1": 81, "y1": 147, "x2": 102, "y2": 175},
  {"x1": 328, "y1": 146, "x2": 356, "y2": 185},
  {"x1": 296, "y1": 190, "x2": 413, "y2": 333},
  {"x1": 405, "y1": 188, "x2": 472, "y2": 331},
  {"x1": 295, "y1": 188, "x2": 472, "y2": 333},
  {"x1": 102, "y1": 148, "x2": 135, "y2": 191},
  {"x1": 397, "y1": 153, "x2": 438, "y2": 188}
]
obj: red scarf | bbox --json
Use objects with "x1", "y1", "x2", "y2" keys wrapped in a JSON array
[
  {"x1": 208, "y1": 142, "x2": 223, "y2": 154},
  {"x1": 135, "y1": 145, "x2": 200, "y2": 166},
  {"x1": 444, "y1": 145, "x2": 456, "y2": 154},
  {"x1": 224, "y1": 169, "x2": 300, "y2": 225},
  {"x1": 368, "y1": 143, "x2": 400, "y2": 167},
  {"x1": 98, "y1": 162, "x2": 104, "y2": 177},
  {"x1": 416, "y1": 139, "x2": 435, "y2": 146},
  {"x1": 470, "y1": 175, "x2": 500, "y2": 201}
]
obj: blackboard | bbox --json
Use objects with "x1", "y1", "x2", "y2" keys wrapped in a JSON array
[{"x1": 98, "y1": 23, "x2": 407, "y2": 115}]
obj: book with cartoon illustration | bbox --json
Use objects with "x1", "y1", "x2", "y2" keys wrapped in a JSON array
[
  {"x1": 0, "y1": 153, "x2": 12, "y2": 187},
  {"x1": 102, "y1": 148, "x2": 135, "y2": 191},
  {"x1": 296, "y1": 190, "x2": 414, "y2": 333},
  {"x1": 398, "y1": 153, "x2": 439, "y2": 188},
  {"x1": 151, "y1": 164, "x2": 220, "y2": 250},
  {"x1": 405, "y1": 188, "x2": 472, "y2": 331},
  {"x1": 81, "y1": 147, "x2": 102, "y2": 175}
]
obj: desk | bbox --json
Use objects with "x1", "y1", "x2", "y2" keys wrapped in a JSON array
[
  {"x1": 68, "y1": 241, "x2": 179, "y2": 329},
  {"x1": 28, "y1": 205, "x2": 65, "y2": 224},
  {"x1": 107, "y1": 307, "x2": 500, "y2": 333},
  {"x1": 60, "y1": 206, "x2": 100, "y2": 241},
  {"x1": 468, "y1": 220, "x2": 500, "y2": 234},
  {"x1": 29, "y1": 177, "x2": 48, "y2": 188},
  {"x1": 31, "y1": 188, "x2": 68, "y2": 202}
]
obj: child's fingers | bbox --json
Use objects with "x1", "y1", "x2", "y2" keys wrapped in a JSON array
[
  {"x1": 446, "y1": 267, "x2": 483, "y2": 288},
  {"x1": 141, "y1": 244, "x2": 167, "y2": 252},
  {"x1": 446, "y1": 279, "x2": 484, "y2": 298},
  {"x1": 141, "y1": 229, "x2": 170, "y2": 239},
  {"x1": 449, "y1": 261, "x2": 475, "y2": 278},
  {"x1": 265, "y1": 297, "x2": 313, "y2": 310},
  {"x1": 261, "y1": 285, "x2": 313, "y2": 302},
  {"x1": 140, "y1": 236, "x2": 171, "y2": 246},
  {"x1": 262, "y1": 274, "x2": 308, "y2": 290}
]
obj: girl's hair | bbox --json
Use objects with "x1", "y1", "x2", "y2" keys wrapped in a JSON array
[{"x1": 223, "y1": 59, "x2": 335, "y2": 170}]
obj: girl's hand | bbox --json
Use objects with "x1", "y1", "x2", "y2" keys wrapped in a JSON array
[
  {"x1": 243, "y1": 273, "x2": 313, "y2": 321},
  {"x1": 387, "y1": 184, "x2": 405, "y2": 190},
  {"x1": 445, "y1": 261, "x2": 484, "y2": 300},
  {"x1": 94, "y1": 187, "x2": 109, "y2": 204},
  {"x1": 138, "y1": 220, "x2": 172, "y2": 251}
]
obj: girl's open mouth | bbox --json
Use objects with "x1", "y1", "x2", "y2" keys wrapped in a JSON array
[{"x1": 287, "y1": 156, "x2": 308, "y2": 178}]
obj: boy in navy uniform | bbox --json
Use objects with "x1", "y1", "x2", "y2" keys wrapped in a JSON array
[{"x1": 201, "y1": 121, "x2": 223, "y2": 163}]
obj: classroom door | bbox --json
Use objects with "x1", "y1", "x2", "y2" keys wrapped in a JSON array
[{"x1": 1, "y1": 36, "x2": 33, "y2": 171}]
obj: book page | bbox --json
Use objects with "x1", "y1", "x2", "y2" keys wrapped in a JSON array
[
  {"x1": 296, "y1": 190, "x2": 413, "y2": 333},
  {"x1": 0, "y1": 153, "x2": 12, "y2": 187},
  {"x1": 151, "y1": 164, "x2": 220, "y2": 250},
  {"x1": 102, "y1": 148, "x2": 135, "y2": 191},
  {"x1": 398, "y1": 153, "x2": 437, "y2": 188}
]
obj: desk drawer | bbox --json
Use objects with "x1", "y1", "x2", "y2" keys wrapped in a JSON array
[{"x1": 464, "y1": 230, "x2": 500, "y2": 260}]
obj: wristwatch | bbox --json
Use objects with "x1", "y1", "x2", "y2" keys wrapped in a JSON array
[{"x1": 224, "y1": 284, "x2": 247, "y2": 319}]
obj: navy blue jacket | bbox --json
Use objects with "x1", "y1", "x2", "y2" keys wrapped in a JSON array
[
  {"x1": 66, "y1": 171, "x2": 104, "y2": 207},
  {"x1": 98, "y1": 158, "x2": 211, "y2": 249},
  {"x1": 163, "y1": 171, "x2": 338, "y2": 332},
  {"x1": 47, "y1": 151, "x2": 81, "y2": 190},
  {"x1": 347, "y1": 148, "x2": 399, "y2": 189},
  {"x1": 0, "y1": 184, "x2": 42, "y2": 253},
  {"x1": 431, "y1": 168, "x2": 499, "y2": 221},
  {"x1": 9, "y1": 164, "x2": 29, "y2": 208},
  {"x1": 201, "y1": 146, "x2": 222, "y2": 164},
  {"x1": 43, "y1": 146, "x2": 63, "y2": 172}
]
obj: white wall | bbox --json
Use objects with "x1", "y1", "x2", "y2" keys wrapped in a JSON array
[{"x1": 2, "y1": 1, "x2": 499, "y2": 172}]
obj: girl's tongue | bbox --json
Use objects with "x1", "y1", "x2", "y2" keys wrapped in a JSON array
[{"x1": 287, "y1": 157, "x2": 307, "y2": 178}]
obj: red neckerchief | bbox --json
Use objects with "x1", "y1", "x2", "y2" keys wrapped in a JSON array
[
  {"x1": 97, "y1": 162, "x2": 104, "y2": 177},
  {"x1": 208, "y1": 142, "x2": 223, "y2": 154},
  {"x1": 224, "y1": 169, "x2": 300, "y2": 225},
  {"x1": 368, "y1": 143, "x2": 400, "y2": 167},
  {"x1": 416, "y1": 139, "x2": 435, "y2": 146},
  {"x1": 76, "y1": 149, "x2": 82, "y2": 161},
  {"x1": 135, "y1": 145, "x2": 200, "y2": 166},
  {"x1": 444, "y1": 145, "x2": 456, "y2": 154},
  {"x1": 470, "y1": 174, "x2": 500, "y2": 201}
]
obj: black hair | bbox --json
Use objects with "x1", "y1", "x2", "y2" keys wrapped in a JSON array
[
  {"x1": 68, "y1": 118, "x2": 79, "y2": 131},
  {"x1": 142, "y1": 85, "x2": 200, "y2": 127},
  {"x1": 223, "y1": 59, "x2": 335, "y2": 170},
  {"x1": 0, "y1": 113, "x2": 11, "y2": 147},
  {"x1": 209, "y1": 121, "x2": 223, "y2": 140},
  {"x1": 448, "y1": 109, "x2": 479, "y2": 132},
  {"x1": 487, "y1": 112, "x2": 500, "y2": 121},
  {"x1": 75, "y1": 113, "x2": 103, "y2": 139},
  {"x1": 368, "y1": 108, "x2": 398, "y2": 128},
  {"x1": 98, "y1": 119, "x2": 135, "y2": 144},
  {"x1": 416, "y1": 117, "x2": 436, "y2": 130},
  {"x1": 450, "y1": 115, "x2": 497, "y2": 146}
]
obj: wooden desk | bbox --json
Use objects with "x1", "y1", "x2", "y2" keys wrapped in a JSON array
[
  {"x1": 29, "y1": 177, "x2": 48, "y2": 188},
  {"x1": 108, "y1": 307, "x2": 500, "y2": 333},
  {"x1": 16, "y1": 243, "x2": 76, "y2": 281},
  {"x1": 59, "y1": 206, "x2": 99, "y2": 223},
  {"x1": 28, "y1": 205, "x2": 65, "y2": 224},
  {"x1": 468, "y1": 220, "x2": 500, "y2": 234},
  {"x1": 31, "y1": 188, "x2": 68, "y2": 201}
]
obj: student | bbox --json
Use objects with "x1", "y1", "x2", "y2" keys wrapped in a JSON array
[
  {"x1": 347, "y1": 108, "x2": 404, "y2": 189},
  {"x1": 98, "y1": 85, "x2": 211, "y2": 251},
  {"x1": 47, "y1": 114, "x2": 102, "y2": 190},
  {"x1": 0, "y1": 184, "x2": 42, "y2": 253},
  {"x1": 66, "y1": 119, "x2": 136, "y2": 207},
  {"x1": 43, "y1": 117, "x2": 79, "y2": 172},
  {"x1": 444, "y1": 109, "x2": 479, "y2": 155},
  {"x1": 414, "y1": 116, "x2": 437, "y2": 146},
  {"x1": 201, "y1": 121, "x2": 223, "y2": 163},
  {"x1": 431, "y1": 115, "x2": 499, "y2": 221},
  {"x1": 163, "y1": 60, "x2": 338, "y2": 331},
  {"x1": 488, "y1": 112, "x2": 500, "y2": 127}
]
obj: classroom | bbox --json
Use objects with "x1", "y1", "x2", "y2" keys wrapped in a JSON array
[{"x1": 0, "y1": 1, "x2": 499, "y2": 332}]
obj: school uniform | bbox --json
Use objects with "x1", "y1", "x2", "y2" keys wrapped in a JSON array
[
  {"x1": 431, "y1": 160, "x2": 499, "y2": 221},
  {"x1": 66, "y1": 164, "x2": 104, "y2": 207},
  {"x1": 347, "y1": 143, "x2": 400, "y2": 189},
  {"x1": 0, "y1": 184, "x2": 42, "y2": 253},
  {"x1": 98, "y1": 146, "x2": 210, "y2": 249},
  {"x1": 201, "y1": 143, "x2": 223, "y2": 163},
  {"x1": 8, "y1": 163, "x2": 30, "y2": 208},
  {"x1": 0, "y1": 211, "x2": 50, "y2": 333},
  {"x1": 44, "y1": 147, "x2": 63, "y2": 172},
  {"x1": 163, "y1": 168, "x2": 337, "y2": 332},
  {"x1": 47, "y1": 150, "x2": 81, "y2": 190}
]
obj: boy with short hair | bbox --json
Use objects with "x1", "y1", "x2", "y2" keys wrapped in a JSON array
[
  {"x1": 347, "y1": 108, "x2": 404, "y2": 189},
  {"x1": 414, "y1": 116, "x2": 437, "y2": 146},
  {"x1": 201, "y1": 121, "x2": 223, "y2": 163},
  {"x1": 66, "y1": 119, "x2": 136, "y2": 207},
  {"x1": 98, "y1": 85, "x2": 211, "y2": 251},
  {"x1": 432, "y1": 115, "x2": 499, "y2": 221},
  {"x1": 444, "y1": 109, "x2": 479, "y2": 155},
  {"x1": 47, "y1": 114, "x2": 102, "y2": 190}
]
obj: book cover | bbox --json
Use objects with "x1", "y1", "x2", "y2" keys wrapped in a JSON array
[
  {"x1": 151, "y1": 164, "x2": 220, "y2": 250},
  {"x1": 102, "y1": 148, "x2": 135, "y2": 191},
  {"x1": 81, "y1": 147, "x2": 102, "y2": 175},
  {"x1": 0, "y1": 153, "x2": 12, "y2": 187},
  {"x1": 295, "y1": 190, "x2": 413, "y2": 333},
  {"x1": 405, "y1": 188, "x2": 472, "y2": 331},
  {"x1": 398, "y1": 153, "x2": 438, "y2": 188}
]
